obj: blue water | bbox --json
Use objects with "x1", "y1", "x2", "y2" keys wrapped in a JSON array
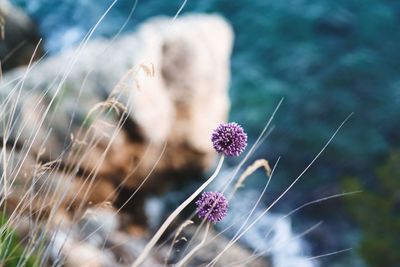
[{"x1": 10, "y1": 1, "x2": 400, "y2": 266}]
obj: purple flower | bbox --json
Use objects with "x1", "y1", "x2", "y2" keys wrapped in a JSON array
[
  {"x1": 211, "y1": 122, "x2": 247, "y2": 157},
  {"x1": 196, "y1": 191, "x2": 228, "y2": 223}
]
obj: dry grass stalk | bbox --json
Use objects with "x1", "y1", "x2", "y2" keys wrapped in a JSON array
[
  {"x1": 231, "y1": 159, "x2": 271, "y2": 197},
  {"x1": 164, "y1": 220, "x2": 194, "y2": 265}
]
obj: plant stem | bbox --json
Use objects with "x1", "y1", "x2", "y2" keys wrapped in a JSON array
[
  {"x1": 175, "y1": 222, "x2": 210, "y2": 267},
  {"x1": 132, "y1": 156, "x2": 224, "y2": 267}
]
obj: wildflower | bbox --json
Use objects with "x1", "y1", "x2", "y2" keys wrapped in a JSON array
[
  {"x1": 211, "y1": 122, "x2": 247, "y2": 157},
  {"x1": 196, "y1": 191, "x2": 228, "y2": 223}
]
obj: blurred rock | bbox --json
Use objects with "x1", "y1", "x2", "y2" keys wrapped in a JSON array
[
  {"x1": 0, "y1": 13, "x2": 241, "y2": 267},
  {"x1": 0, "y1": 0, "x2": 44, "y2": 71},
  {"x1": 0, "y1": 14, "x2": 233, "y2": 225}
]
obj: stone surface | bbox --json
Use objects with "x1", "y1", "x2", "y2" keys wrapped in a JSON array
[
  {"x1": 0, "y1": 14, "x2": 232, "y2": 224},
  {"x1": 0, "y1": 0, "x2": 44, "y2": 71}
]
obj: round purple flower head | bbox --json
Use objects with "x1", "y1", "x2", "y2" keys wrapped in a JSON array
[
  {"x1": 211, "y1": 122, "x2": 247, "y2": 157},
  {"x1": 196, "y1": 191, "x2": 228, "y2": 223}
]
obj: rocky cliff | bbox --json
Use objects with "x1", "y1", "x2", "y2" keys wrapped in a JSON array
[
  {"x1": 0, "y1": 12, "x2": 271, "y2": 267},
  {"x1": 1, "y1": 14, "x2": 232, "y2": 223}
]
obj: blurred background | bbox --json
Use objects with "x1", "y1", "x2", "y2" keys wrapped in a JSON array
[{"x1": 4, "y1": 0, "x2": 400, "y2": 266}]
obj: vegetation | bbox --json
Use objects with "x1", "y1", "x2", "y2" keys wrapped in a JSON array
[
  {"x1": 0, "y1": 213, "x2": 38, "y2": 267},
  {"x1": 343, "y1": 152, "x2": 400, "y2": 267},
  {"x1": 7, "y1": 0, "x2": 400, "y2": 265}
]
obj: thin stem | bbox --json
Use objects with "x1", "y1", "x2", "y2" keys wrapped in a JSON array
[
  {"x1": 175, "y1": 222, "x2": 211, "y2": 267},
  {"x1": 132, "y1": 156, "x2": 224, "y2": 267},
  {"x1": 2, "y1": 132, "x2": 7, "y2": 198}
]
